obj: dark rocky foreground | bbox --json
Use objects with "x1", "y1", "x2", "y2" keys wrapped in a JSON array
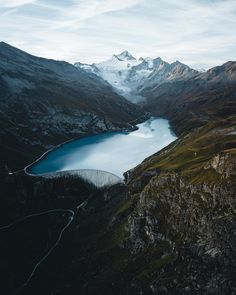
[{"x1": 0, "y1": 115, "x2": 235, "y2": 295}]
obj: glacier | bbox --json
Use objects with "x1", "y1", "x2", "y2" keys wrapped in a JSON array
[{"x1": 75, "y1": 51, "x2": 198, "y2": 103}]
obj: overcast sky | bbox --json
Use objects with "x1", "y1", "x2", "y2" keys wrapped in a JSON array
[{"x1": 0, "y1": 0, "x2": 236, "y2": 69}]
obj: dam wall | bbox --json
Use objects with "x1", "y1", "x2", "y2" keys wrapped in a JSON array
[{"x1": 26, "y1": 169, "x2": 123, "y2": 188}]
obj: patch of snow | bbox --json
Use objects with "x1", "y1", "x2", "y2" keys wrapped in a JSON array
[{"x1": 74, "y1": 51, "x2": 199, "y2": 103}]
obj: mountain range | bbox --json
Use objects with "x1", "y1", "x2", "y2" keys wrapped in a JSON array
[
  {"x1": 141, "y1": 60, "x2": 236, "y2": 135},
  {"x1": 76, "y1": 50, "x2": 236, "y2": 135},
  {"x1": 0, "y1": 42, "x2": 235, "y2": 295},
  {"x1": 75, "y1": 50, "x2": 199, "y2": 103}
]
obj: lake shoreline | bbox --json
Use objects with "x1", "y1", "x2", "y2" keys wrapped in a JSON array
[
  {"x1": 25, "y1": 117, "x2": 177, "y2": 185},
  {"x1": 24, "y1": 126, "x2": 139, "y2": 177}
]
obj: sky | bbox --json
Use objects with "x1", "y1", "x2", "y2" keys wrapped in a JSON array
[{"x1": 0, "y1": 0, "x2": 236, "y2": 69}]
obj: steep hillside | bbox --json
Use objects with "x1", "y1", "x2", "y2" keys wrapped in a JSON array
[
  {"x1": 141, "y1": 61, "x2": 236, "y2": 135},
  {"x1": 104, "y1": 116, "x2": 236, "y2": 295},
  {"x1": 65, "y1": 116, "x2": 236, "y2": 295},
  {"x1": 0, "y1": 42, "x2": 145, "y2": 170}
]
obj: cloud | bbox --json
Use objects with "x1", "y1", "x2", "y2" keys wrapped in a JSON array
[
  {"x1": 44, "y1": 0, "x2": 145, "y2": 30},
  {"x1": 0, "y1": 0, "x2": 235, "y2": 69},
  {"x1": 68, "y1": 0, "x2": 145, "y2": 18},
  {"x1": 0, "y1": 0, "x2": 36, "y2": 7}
]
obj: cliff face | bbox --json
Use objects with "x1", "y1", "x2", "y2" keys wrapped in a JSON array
[{"x1": 118, "y1": 121, "x2": 236, "y2": 294}]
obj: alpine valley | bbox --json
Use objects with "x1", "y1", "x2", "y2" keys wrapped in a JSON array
[
  {"x1": 0, "y1": 43, "x2": 236, "y2": 295},
  {"x1": 75, "y1": 50, "x2": 199, "y2": 103}
]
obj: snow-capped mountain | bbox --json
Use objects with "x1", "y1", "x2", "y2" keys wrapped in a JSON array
[
  {"x1": 75, "y1": 51, "x2": 142, "y2": 102},
  {"x1": 75, "y1": 51, "x2": 199, "y2": 103}
]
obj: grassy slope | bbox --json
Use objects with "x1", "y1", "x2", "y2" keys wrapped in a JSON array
[
  {"x1": 72, "y1": 115, "x2": 236, "y2": 294},
  {"x1": 128, "y1": 115, "x2": 236, "y2": 183}
]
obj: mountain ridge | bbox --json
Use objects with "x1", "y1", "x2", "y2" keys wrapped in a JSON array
[
  {"x1": 75, "y1": 51, "x2": 199, "y2": 103},
  {"x1": 140, "y1": 60, "x2": 236, "y2": 135}
]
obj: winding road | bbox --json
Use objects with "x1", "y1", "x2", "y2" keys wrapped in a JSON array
[{"x1": 0, "y1": 201, "x2": 87, "y2": 295}]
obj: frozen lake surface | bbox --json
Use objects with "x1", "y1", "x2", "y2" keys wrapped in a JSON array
[{"x1": 28, "y1": 118, "x2": 177, "y2": 178}]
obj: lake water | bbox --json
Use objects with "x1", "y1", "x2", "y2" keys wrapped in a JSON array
[{"x1": 28, "y1": 118, "x2": 177, "y2": 178}]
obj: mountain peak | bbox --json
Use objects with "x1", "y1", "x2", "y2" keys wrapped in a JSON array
[
  {"x1": 115, "y1": 50, "x2": 136, "y2": 61},
  {"x1": 139, "y1": 57, "x2": 152, "y2": 62},
  {"x1": 172, "y1": 60, "x2": 183, "y2": 65},
  {"x1": 170, "y1": 60, "x2": 189, "y2": 68}
]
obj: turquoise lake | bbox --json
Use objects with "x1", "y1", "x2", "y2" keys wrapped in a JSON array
[{"x1": 28, "y1": 118, "x2": 177, "y2": 178}]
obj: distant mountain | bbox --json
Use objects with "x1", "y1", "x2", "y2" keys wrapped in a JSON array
[
  {"x1": 0, "y1": 42, "x2": 145, "y2": 170},
  {"x1": 115, "y1": 50, "x2": 136, "y2": 61},
  {"x1": 75, "y1": 51, "x2": 199, "y2": 103},
  {"x1": 141, "y1": 61, "x2": 236, "y2": 135}
]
